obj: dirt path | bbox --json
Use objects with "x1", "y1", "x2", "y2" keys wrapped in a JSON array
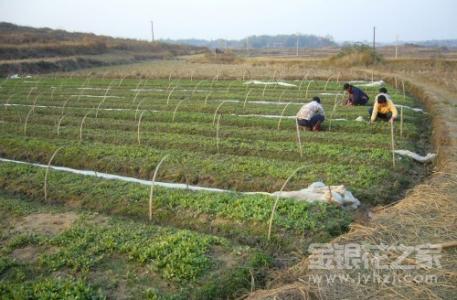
[{"x1": 247, "y1": 72, "x2": 457, "y2": 299}]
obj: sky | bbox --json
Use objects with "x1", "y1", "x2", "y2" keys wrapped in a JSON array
[{"x1": 0, "y1": 0, "x2": 456, "y2": 43}]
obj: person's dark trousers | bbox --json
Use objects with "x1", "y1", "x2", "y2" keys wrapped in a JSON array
[
  {"x1": 354, "y1": 96, "x2": 368, "y2": 105},
  {"x1": 368, "y1": 108, "x2": 392, "y2": 121},
  {"x1": 297, "y1": 114, "x2": 325, "y2": 129}
]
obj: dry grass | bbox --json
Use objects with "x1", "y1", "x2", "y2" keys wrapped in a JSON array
[
  {"x1": 248, "y1": 179, "x2": 457, "y2": 300},
  {"x1": 188, "y1": 51, "x2": 244, "y2": 64},
  {"x1": 0, "y1": 23, "x2": 204, "y2": 76},
  {"x1": 69, "y1": 59, "x2": 337, "y2": 81}
]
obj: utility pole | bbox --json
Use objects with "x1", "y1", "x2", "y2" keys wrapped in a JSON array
[
  {"x1": 395, "y1": 34, "x2": 399, "y2": 59},
  {"x1": 151, "y1": 21, "x2": 155, "y2": 42},
  {"x1": 296, "y1": 33, "x2": 299, "y2": 57},
  {"x1": 372, "y1": 26, "x2": 376, "y2": 53}
]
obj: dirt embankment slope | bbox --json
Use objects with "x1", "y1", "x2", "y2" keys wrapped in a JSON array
[
  {"x1": 0, "y1": 22, "x2": 206, "y2": 76},
  {"x1": 247, "y1": 71, "x2": 457, "y2": 300}
]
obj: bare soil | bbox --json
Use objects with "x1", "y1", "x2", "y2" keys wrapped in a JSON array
[{"x1": 13, "y1": 212, "x2": 79, "y2": 236}]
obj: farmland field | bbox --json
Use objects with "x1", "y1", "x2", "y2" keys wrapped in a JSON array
[{"x1": 0, "y1": 73, "x2": 431, "y2": 298}]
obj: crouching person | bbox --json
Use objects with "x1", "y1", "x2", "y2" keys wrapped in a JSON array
[
  {"x1": 343, "y1": 83, "x2": 369, "y2": 106},
  {"x1": 296, "y1": 96, "x2": 325, "y2": 131},
  {"x1": 369, "y1": 94, "x2": 398, "y2": 123}
]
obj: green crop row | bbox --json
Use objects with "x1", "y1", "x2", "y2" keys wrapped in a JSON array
[
  {"x1": 0, "y1": 94, "x2": 420, "y2": 124},
  {"x1": 1, "y1": 79, "x2": 410, "y2": 114},
  {"x1": 0, "y1": 102, "x2": 421, "y2": 140},
  {"x1": 2, "y1": 106, "x2": 414, "y2": 152},
  {"x1": 0, "y1": 77, "x2": 430, "y2": 205},
  {"x1": 0, "y1": 135, "x2": 417, "y2": 202},
  {"x1": 0, "y1": 193, "x2": 271, "y2": 299},
  {"x1": 0, "y1": 77, "x2": 407, "y2": 94},
  {"x1": 0, "y1": 162, "x2": 351, "y2": 249},
  {"x1": 0, "y1": 117, "x2": 398, "y2": 166},
  {"x1": 0, "y1": 77, "x2": 419, "y2": 107}
]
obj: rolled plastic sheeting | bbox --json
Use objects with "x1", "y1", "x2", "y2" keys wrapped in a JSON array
[
  {"x1": 243, "y1": 80, "x2": 297, "y2": 87},
  {"x1": 394, "y1": 150, "x2": 436, "y2": 163}
]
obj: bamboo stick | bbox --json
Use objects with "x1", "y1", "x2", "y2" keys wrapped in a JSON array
[
  {"x1": 277, "y1": 102, "x2": 292, "y2": 130},
  {"x1": 60, "y1": 95, "x2": 73, "y2": 116},
  {"x1": 44, "y1": 147, "x2": 63, "y2": 202},
  {"x1": 137, "y1": 111, "x2": 145, "y2": 145},
  {"x1": 328, "y1": 94, "x2": 339, "y2": 132},
  {"x1": 166, "y1": 86, "x2": 176, "y2": 106},
  {"x1": 243, "y1": 89, "x2": 252, "y2": 109},
  {"x1": 262, "y1": 84, "x2": 268, "y2": 98},
  {"x1": 26, "y1": 87, "x2": 36, "y2": 103},
  {"x1": 172, "y1": 99, "x2": 186, "y2": 122},
  {"x1": 191, "y1": 80, "x2": 204, "y2": 99},
  {"x1": 50, "y1": 87, "x2": 56, "y2": 102},
  {"x1": 135, "y1": 98, "x2": 146, "y2": 120},
  {"x1": 204, "y1": 92, "x2": 212, "y2": 106},
  {"x1": 23, "y1": 107, "x2": 34, "y2": 136},
  {"x1": 56, "y1": 115, "x2": 65, "y2": 136},
  {"x1": 149, "y1": 155, "x2": 168, "y2": 221},
  {"x1": 391, "y1": 121, "x2": 396, "y2": 167},
  {"x1": 278, "y1": 90, "x2": 286, "y2": 102},
  {"x1": 213, "y1": 101, "x2": 227, "y2": 125},
  {"x1": 324, "y1": 75, "x2": 333, "y2": 91},
  {"x1": 4, "y1": 94, "x2": 15, "y2": 111},
  {"x1": 95, "y1": 87, "x2": 110, "y2": 119},
  {"x1": 267, "y1": 166, "x2": 304, "y2": 240},
  {"x1": 210, "y1": 73, "x2": 219, "y2": 88},
  {"x1": 216, "y1": 114, "x2": 221, "y2": 152},
  {"x1": 295, "y1": 119, "x2": 303, "y2": 157},
  {"x1": 305, "y1": 80, "x2": 313, "y2": 99},
  {"x1": 225, "y1": 81, "x2": 236, "y2": 95},
  {"x1": 131, "y1": 88, "x2": 142, "y2": 105},
  {"x1": 79, "y1": 110, "x2": 91, "y2": 143}
]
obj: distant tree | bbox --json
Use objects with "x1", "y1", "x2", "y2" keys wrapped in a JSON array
[{"x1": 162, "y1": 34, "x2": 337, "y2": 49}]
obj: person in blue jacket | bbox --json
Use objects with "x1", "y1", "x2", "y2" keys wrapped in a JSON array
[{"x1": 343, "y1": 83, "x2": 369, "y2": 106}]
